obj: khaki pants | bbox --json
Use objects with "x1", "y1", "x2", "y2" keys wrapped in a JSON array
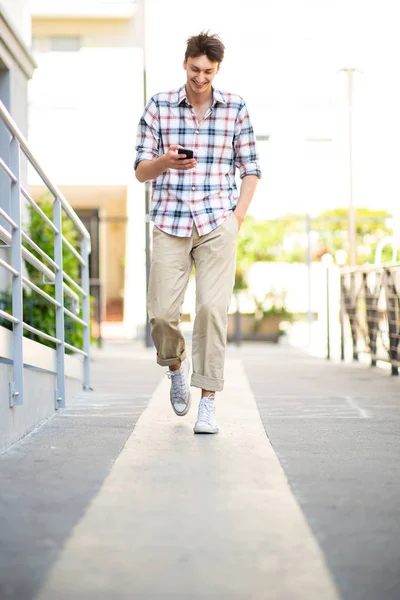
[{"x1": 148, "y1": 212, "x2": 238, "y2": 392}]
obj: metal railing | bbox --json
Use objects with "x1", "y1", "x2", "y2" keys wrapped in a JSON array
[
  {"x1": 340, "y1": 260, "x2": 400, "y2": 375},
  {"x1": 0, "y1": 99, "x2": 91, "y2": 407}
]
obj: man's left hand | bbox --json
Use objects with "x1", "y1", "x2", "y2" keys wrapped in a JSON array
[{"x1": 235, "y1": 212, "x2": 245, "y2": 230}]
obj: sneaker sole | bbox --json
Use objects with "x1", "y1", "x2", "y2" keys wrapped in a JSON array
[{"x1": 193, "y1": 424, "x2": 219, "y2": 434}]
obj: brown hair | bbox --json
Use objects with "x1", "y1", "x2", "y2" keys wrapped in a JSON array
[{"x1": 185, "y1": 31, "x2": 225, "y2": 63}]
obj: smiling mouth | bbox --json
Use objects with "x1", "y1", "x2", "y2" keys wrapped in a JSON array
[{"x1": 193, "y1": 80, "x2": 207, "y2": 88}]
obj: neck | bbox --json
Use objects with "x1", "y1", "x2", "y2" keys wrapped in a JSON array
[{"x1": 185, "y1": 84, "x2": 213, "y2": 107}]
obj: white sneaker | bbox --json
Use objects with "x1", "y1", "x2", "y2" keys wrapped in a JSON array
[
  {"x1": 193, "y1": 394, "x2": 219, "y2": 434},
  {"x1": 166, "y1": 359, "x2": 191, "y2": 416}
]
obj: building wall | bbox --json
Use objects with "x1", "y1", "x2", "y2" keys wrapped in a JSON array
[
  {"x1": 0, "y1": 327, "x2": 82, "y2": 451},
  {"x1": 29, "y1": 17, "x2": 143, "y2": 186},
  {"x1": 28, "y1": 11, "x2": 146, "y2": 335},
  {"x1": 0, "y1": 0, "x2": 35, "y2": 178},
  {"x1": 0, "y1": 1, "x2": 35, "y2": 291},
  {"x1": 30, "y1": 0, "x2": 137, "y2": 20},
  {"x1": 1, "y1": 0, "x2": 31, "y2": 45},
  {"x1": 30, "y1": 184, "x2": 128, "y2": 320}
]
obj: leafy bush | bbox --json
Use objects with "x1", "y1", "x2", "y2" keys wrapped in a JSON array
[{"x1": 0, "y1": 194, "x2": 84, "y2": 351}]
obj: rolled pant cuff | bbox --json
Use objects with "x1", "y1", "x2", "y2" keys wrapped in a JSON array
[
  {"x1": 156, "y1": 350, "x2": 186, "y2": 367},
  {"x1": 191, "y1": 373, "x2": 224, "y2": 392}
]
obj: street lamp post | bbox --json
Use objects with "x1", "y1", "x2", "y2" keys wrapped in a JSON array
[{"x1": 339, "y1": 68, "x2": 361, "y2": 267}]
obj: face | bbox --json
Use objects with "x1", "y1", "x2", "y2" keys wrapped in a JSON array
[{"x1": 183, "y1": 55, "x2": 220, "y2": 96}]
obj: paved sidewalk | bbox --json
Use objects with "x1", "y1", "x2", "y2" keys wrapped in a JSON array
[{"x1": 0, "y1": 341, "x2": 399, "y2": 600}]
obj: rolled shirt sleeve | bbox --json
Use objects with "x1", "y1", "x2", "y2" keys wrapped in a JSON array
[
  {"x1": 134, "y1": 97, "x2": 161, "y2": 170},
  {"x1": 234, "y1": 103, "x2": 262, "y2": 179}
]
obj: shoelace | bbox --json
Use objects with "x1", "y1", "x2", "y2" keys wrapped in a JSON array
[
  {"x1": 198, "y1": 395, "x2": 215, "y2": 424},
  {"x1": 167, "y1": 368, "x2": 186, "y2": 401}
]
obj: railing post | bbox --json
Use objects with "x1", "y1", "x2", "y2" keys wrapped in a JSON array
[
  {"x1": 339, "y1": 273, "x2": 345, "y2": 361},
  {"x1": 81, "y1": 236, "x2": 91, "y2": 390},
  {"x1": 342, "y1": 272, "x2": 358, "y2": 361},
  {"x1": 306, "y1": 213, "x2": 313, "y2": 347},
  {"x1": 234, "y1": 291, "x2": 242, "y2": 347},
  {"x1": 384, "y1": 269, "x2": 400, "y2": 376},
  {"x1": 325, "y1": 262, "x2": 331, "y2": 360},
  {"x1": 363, "y1": 272, "x2": 379, "y2": 367},
  {"x1": 9, "y1": 136, "x2": 23, "y2": 407},
  {"x1": 53, "y1": 197, "x2": 66, "y2": 407}
]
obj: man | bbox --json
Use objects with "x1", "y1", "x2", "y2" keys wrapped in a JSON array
[{"x1": 135, "y1": 31, "x2": 261, "y2": 434}]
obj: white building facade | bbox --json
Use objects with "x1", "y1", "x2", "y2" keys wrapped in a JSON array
[
  {"x1": 0, "y1": 0, "x2": 36, "y2": 291},
  {"x1": 28, "y1": 0, "x2": 147, "y2": 338}
]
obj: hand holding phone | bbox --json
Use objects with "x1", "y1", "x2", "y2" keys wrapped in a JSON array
[
  {"x1": 177, "y1": 148, "x2": 194, "y2": 159},
  {"x1": 164, "y1": 145, "x2": 196, "y2": 171}
]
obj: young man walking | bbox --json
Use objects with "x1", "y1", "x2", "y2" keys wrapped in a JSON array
[{"x1": 135, "y1": 31, "x2": 261, "y2": 434}]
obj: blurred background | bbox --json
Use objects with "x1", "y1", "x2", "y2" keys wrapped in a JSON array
[{"x1": 2, "y1": 0, "x2": 400, "y2": 359}]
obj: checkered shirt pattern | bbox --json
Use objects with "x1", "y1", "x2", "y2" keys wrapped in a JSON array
[{"x1": 134, "y1": 85, "x2": 262, "y2": 237}]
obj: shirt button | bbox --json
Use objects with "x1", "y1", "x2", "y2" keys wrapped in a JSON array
[
  {"x1": 192, "y1": 186, "x2": 195, "y2": 191},
  {"x1": 195, "y1": 130, "x2": 199, "y2": 134}
]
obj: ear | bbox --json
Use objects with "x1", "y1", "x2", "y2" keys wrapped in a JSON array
[
  {"x1": 216, "y1": 63, "x2": 221, "y2": 74},
  {"x1": 183, "y1": 59, "x2": 187, "y2": 71}
]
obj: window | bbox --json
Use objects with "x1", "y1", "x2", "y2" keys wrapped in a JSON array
[{"x1": 50, "y1": 36, "x2": 81, "y2": 52}]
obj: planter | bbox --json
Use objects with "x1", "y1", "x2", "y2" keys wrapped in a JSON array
[{"x1": 227, "y1": 313, "x2": 286, "y2": 343}]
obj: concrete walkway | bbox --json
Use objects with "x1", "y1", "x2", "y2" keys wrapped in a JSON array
[
  {"x1": 1, "y1": 341, "x2": 400, "y2": 600},
  {"x1": 36, "y1": 357, "x2": 338, "y2": 600}
]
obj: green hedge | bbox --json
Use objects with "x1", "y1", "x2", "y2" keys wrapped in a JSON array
[{"x1": 0, "y1": 195, "x2": 84, "y2": 351}]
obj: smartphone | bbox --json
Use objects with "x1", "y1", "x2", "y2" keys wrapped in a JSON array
[{"x1": 177, "y1": 148, "x2": 194, "y2": 159}]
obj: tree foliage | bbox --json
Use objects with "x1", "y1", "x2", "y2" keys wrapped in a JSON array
[
  {"x1": 0, "y1": 193, "x2": 84, "y2": 351},
  {"x1": 235, "y1": 207, "x2": 394, "y2": 290}
]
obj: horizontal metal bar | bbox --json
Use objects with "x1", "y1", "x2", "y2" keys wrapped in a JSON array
[
  {"x1": 64, "y1": 342, "x2": 88, "y2": 357},
  {"x1": 62, "y1": 235, "x2": 85, "y2": 265},
  {"x1": 363, "y1": 326, "x2": 399, "y2": 331},
  {"x1": 21, "y1": 277, "x2": 61, "y2": 307},
  {"x1": 0, "y1": 258, "x2": 19, "y2": 276},
  {"x1": 372, "y1": 356, "x2": 400, "y2": 367},
  {"x1": 0, "y1": 309, "x2": 19, "y2": 324},
  {"x1": 63, "y1": 307, "x2": 87, "y2": 327},
  {"x1": 22, "y1": 248, "x2": 57, "y2": 287},
  {"x1": 0, "y1": 225, "x2": 79, "y2": 304},
  {"x1": 359, "y1": 319, "x2": 386, "y2": 324},
  {"x1": 0, "y1": 156, "x2": 17, "y2": 182},
  {"x1": 62, "y1": 270, "x2": 87, "y2": 297},
  {"x1": 21, "y1": 186, "x2": 59, "y2": 234},
  {"x1": 0, "y1": 207, "x2": 18, "y2": 230},
  {"x1": 21, "y1": 231, "x2": 59, "y2": 271},
  {"x1": 0, "y1": 101, "x2": 90, "y2": 245},
  {"x1": 0, "y1": 223, "x2": 53, "y2": 278},
  {"x1": 23, "y1": 322, "x2": 60, "y2": 344},
  {"x1": 62, "y1": 282, "x2": 80, "y2": 303},
  {"x1": 341, "y1": 263, "x2": 400, "y2": 275}
]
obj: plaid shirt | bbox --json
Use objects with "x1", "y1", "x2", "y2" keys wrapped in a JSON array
[{"x1": 134, "y1": 85, "x2": 261, "y2": 237}]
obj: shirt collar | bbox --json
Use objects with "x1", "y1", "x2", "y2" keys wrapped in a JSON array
[{"x1": 176, "y1": 85, "x2": 226, "y2": 107}]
